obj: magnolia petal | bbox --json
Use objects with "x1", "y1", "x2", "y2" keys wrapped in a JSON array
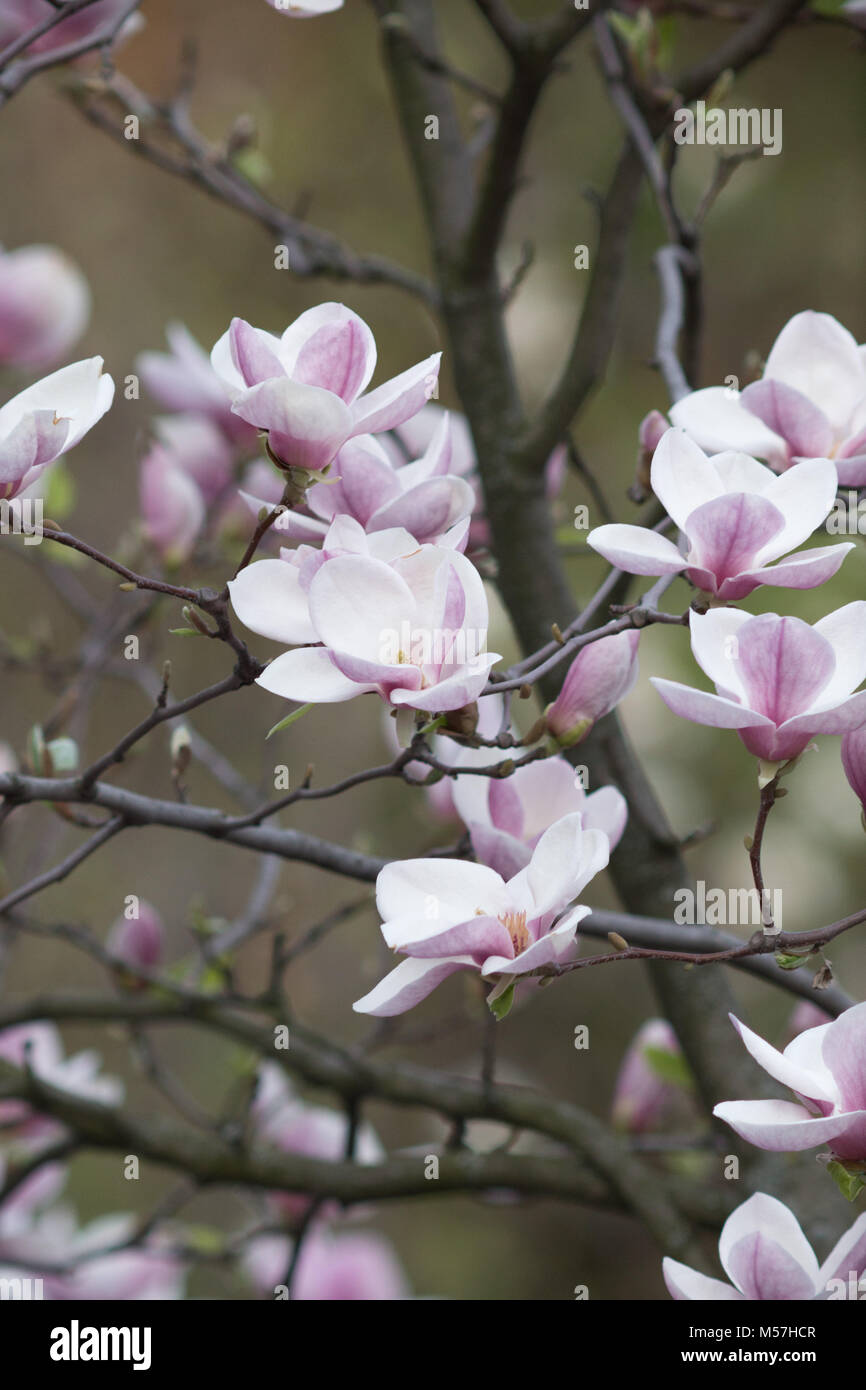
[
  {"x1": 228, "y1": 559, "x2": 318, "y2": 645},
  {"x1": 352, "y1": 956, "x2": 475, "y2": 1016},
  {"x1": 256, "y1": 647, "x2": 369, "y2": 703},
  {"x1": 663, "y1": 1257, "x2": 743, "y2": 1302},
  {"x1": 586, "y1": 523, "x2": 686, "y2": 576},
  {"x1": 650, "y1": 679, "x2": 772, "y2": 731}
]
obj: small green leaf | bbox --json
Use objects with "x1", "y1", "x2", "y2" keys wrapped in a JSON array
[
  {"x1": 487, "y1": 979, "x2": 516, "y2": 1021},
  {"x1": 774, "y1": 950, "x2": 815, "y2": 972},
  {"x1": 827, "y1": 1159, "x2": 866, "y2": 1203},
  {"x1": 266, "y1": 703, "x2": 312, "y2": 740},
  {"x1": 169, "y1": 627, "x2": 199, "y2": 637},
  {"x1": 644, "y1": 1044, "x2": 694, "y2": 1091}
]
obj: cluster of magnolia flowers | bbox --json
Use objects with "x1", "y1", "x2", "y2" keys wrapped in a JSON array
[
  {"x1": 0, "y1": 1017, "x2": 410, "y2": 1300},
  {"x1": 4, "y1": 238, "x2": 866, "y2": 1298}
]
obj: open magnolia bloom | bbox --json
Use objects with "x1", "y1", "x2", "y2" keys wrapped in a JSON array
[
  {"x1": 669, "y1": 311, "x2": 866, "y2": 485},
  {"x1": 713, "y1": 1004, "x2": 866, "y2": 1161},
  {"x1": 651, "y1": 603, "x2": 866, "y2": 763},
  {"x1": 664, "y1": 1192, "x2": 866, "y2": 1301},
  {"x1": 452, "y1": 753, "x2": 627, "y2": 880},
  {"x1": 587, "y1": 431, "x2": 850, "y2": 601},
  {"x1": 137, "y1": 322, "x2": 258, "y2": 449},
  {"x1": 211, "y1": 304, "x2": 440, "y2": 474},
  {"x1": 243, "y1": 417, "x2": 474, "y2": 546},
  {"x1": 0, "y1": 357, "x2": 114, "y2": 500},
  {"x1": 353, "y1": 813, "x2": 609, "y2": 1016},
  {"x1": 229, "y1": 516, "x2": 498, "y2": 714}
]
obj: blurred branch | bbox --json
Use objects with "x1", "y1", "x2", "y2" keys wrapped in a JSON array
[{"x1": 65, "y1": 67, "x2": 438, "y2": 306}]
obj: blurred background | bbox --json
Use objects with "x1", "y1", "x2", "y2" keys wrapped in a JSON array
[{"x1": 0, "y1": 0, "x2": 865, "y2": 1299}]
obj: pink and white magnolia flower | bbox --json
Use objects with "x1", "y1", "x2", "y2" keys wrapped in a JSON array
[
  {"x1": 841, "y1": 724, "x2": 866, "y2": 818},
  {"x1": 388, "y1": 403, "x2": 567, "y2": 553},
  {"x1": 587, "y1": 431, "x2": 850, "y2": 601},
  {"x1": 0, "y1": 357, "x2": 114, "y2": 501},
  {"x1": 137, "y1": 323, "x2": 258, "y2": 449},
  {"x1": 246, "y1": 417, "x2": 474, "y2": 546},
  {"x1": 713, "y1": 1004, "x2": 866, "y2": 1161},
  {"x1": 0, "y1": 1181, "x2": 184, "y2": 1300},
  {"x1": 664, "y1": 1192, "x2": 866, "y2": 1301},
  {"x1": 670, "y1": 312, "x2": 866, "y2": 485},
  {"x1": 139, "y1": 416, "x2": 236, "y2": 563},
  {"x1": 451, "y1": 753, "x2": 627, "y2": 880},
  {"x1": 0, "y1": 245, "x2": 89, "y2": 369},
  {"x1": 229, "y1": 516, "x2": 498, "y2": 714},
  {"x1": 252, "y1": 1063, "x2": 382, "y2": 1218},
  {"x1": 611, "y1": 1019, "x2": 689, "y2": 1134},
  {"x1": 651, "y1": 604, "x2": 866, "y2": 764},
  {"x1": 0, "y1": 1023, "x2": 122, "y2": 1145},
  {"x1": 353, "y1": 813, "x2": 609, "y2": 1017},
  {"x1": 243, "y1": 1229, "x2": 409, "y2": 1301},
  {"x1": 545, "y1": 630, "x2": 640, "y2": 748},
  {"x1": 211, "y1": 303, "x2": 440, "y2": 474}
]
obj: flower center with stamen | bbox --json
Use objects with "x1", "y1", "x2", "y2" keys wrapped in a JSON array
[{"x1": 498, "y1": 909, "x2": 529, "y2": 955}]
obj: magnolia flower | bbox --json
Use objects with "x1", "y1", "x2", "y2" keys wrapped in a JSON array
[
  {"x1": 664, "y1": 1192, "x2": 866, "y2": 1301},
  {"x1": 0, "y1": 357, "x2": 114, "y2": 501},
  {"x1": 389, "y1": 403, "x2": 566, "y2": 553},
  {"x1": 211, "y1": 304, "x2": 440, "y2": 474},
  {"x1": 106, "y1": 901, "x2": 165, "y2": 972},
  {"x1": 670, "y1": 312, "x2": 866, "y2": 485},
  {"x1": 545, "y1": 631, "x2": 640, "y2": 747},
  {"x1": 651, "y1": 604, "x2": 866, "y2": 764},
  {"x1": 137, "y1": 323, "x2": 258, "y2": 449},
  {"x1": 611, "y1": 1020, "x2": 689, "y2": 1134},
  {"x1": 229, "y1": 517, "x2": 498, "y2": 714},
  {"x1": 0, "y1": 1023, "x2": 122, "y2": 1144},
  {"x1": 265, "y1": 0, "x2": 344, "y2": 14},
  {"x1": 0, "y1": 245, "x2": 89, "y2": 369},
  {"x1": 713, "y1": 1004, "x2": 866, "y2": 1161},
  {"x1": 588, "y1": 432, "x2": 850, "y2": 601},
  {"x1": 0, "y1": 1181, "x2": 184, "y2": 1300},
  {"x1": 353, "y1": 813, "x2": 609, "y2": 1016},
  {"x1": 245, "y1": 418, "x2": 474, "y2": 546},
  {"x1": 252, "y1": 1063, "x2": 382, "y2": 1218},
  {"x1": 139, "y1": 416, "x2": 236, "y2": 563},
  {"x1": 243, "y1": 1229, "x2": 409, "y2": 1301},
  {"x1": 841, "y1": 724, "x2": 866, "y2": 818},
  {"x1": 452, "y1": 753, "x2": 627, "y2": 880}
]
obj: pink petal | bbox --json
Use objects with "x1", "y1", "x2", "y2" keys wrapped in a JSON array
[
  {"x1": 741, "y1": 379, "x2": 834, "y2": 458},
  {"x1": 650, "y1": 679, "x2": 772, "y2": 731},
  {"x1": 352, "y1": 957, "x2": 475, "y2": 1016},
  {"x1": 349, "y1": 354, "x2": 441, "y2": 436}
]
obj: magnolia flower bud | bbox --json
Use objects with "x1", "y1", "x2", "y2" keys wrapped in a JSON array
[
  {"x1": 107, "y1": 901, "x2": 165, "y2": 973},
  {"x1": 612, "y1": 1019, "x2": 684, "y2": 1133},
  {"x1": 545, "y1": 630, "x2": 640, "y2": 747},
  {"x1": 631, "y1": 410, "x2": 668, "y2": 500},
  {"x1": 0, "y1": 244, "x2": 90, "y2": 369}
]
